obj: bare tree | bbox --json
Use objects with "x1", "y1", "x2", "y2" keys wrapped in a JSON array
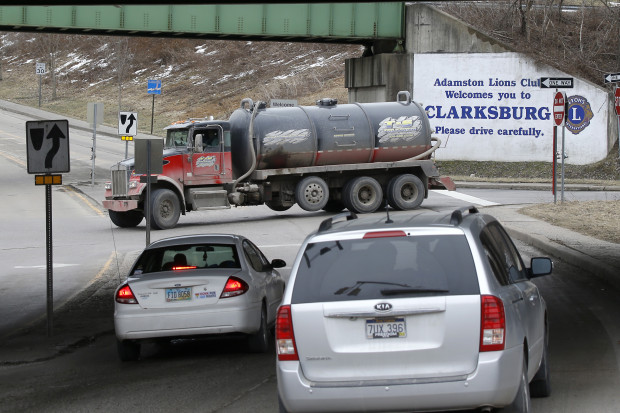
[
  {"x1": 36, "y1": 34, "x2": 62, "y2": 100},
  {"x1": 112, "y1": 37, "x2": 133, "y2": 112}
]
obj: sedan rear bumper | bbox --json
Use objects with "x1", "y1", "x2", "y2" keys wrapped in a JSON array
[
  {"x1": 115, "y1": 302, "x2": 261, "y2": 340},
  {"x1": 277, "y1": 345, "x2": 523, "y2": 412}
]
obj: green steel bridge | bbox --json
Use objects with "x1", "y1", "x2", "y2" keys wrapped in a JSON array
[{"x1": 0, "y1": 3, "x2": 404, "y2": 46}]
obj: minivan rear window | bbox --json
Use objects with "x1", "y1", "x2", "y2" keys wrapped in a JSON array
[{"x1": 291, "y1": 234, "x2": 479, "y2": 304}]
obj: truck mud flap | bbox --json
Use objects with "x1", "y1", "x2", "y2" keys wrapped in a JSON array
[{"x1": 429, "y1": 176, "x2": 456, "y2": 191}]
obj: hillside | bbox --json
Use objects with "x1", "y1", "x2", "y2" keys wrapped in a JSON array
[{"x1": 0, "y1": 33, "x2": 361, "y2": 135}]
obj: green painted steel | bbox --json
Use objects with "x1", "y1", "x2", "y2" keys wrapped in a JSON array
[{"x1": 0, "y1": 3, "x2": 404, "y2": 43}]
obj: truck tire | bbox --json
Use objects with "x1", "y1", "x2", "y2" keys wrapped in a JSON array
[
  {"x1": 295, "y1": 176, "x2": 329, "y2": 211},
  {"x1": 150, "y1": 188, "x2": 181, "y2": 230},
  {"x1": 109, "y1": 210, "x2": 144, "y2": 228},
  {"x1": 342, "y1": 176, "x2": 383, "y2": 214},
  {"x1": 386, "y1": 174, "x2": 425, "y2": 210}
]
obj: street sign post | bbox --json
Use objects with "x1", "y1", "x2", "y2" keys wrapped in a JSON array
[
  {"x1": 540, "y1": 77, "x2": 574, "y2": 89},
  {"x1": 135, "y1": 137, "x2": 163, "y2": 246},
  {"x1": 549, "y1": 91, "x2": 568, "y2": 204},
  {"x1": 616, "y1": 87, "x2": 620, "y2": 159},
  {"x1": 147, "y1": 79, "x2": 162, "y2": 134},
  {"x1": 36, "y1": 62, "x2": 46, "y2": 107},
  {"x1": 87, "y1": 102, "x2": 104, "y2": 185},
  {"x1": 25, "y1": 119, "x2": 70, "y2": 337},
  {"x1": 553, "y1": 91, "x2": 566, "y2": 127}
]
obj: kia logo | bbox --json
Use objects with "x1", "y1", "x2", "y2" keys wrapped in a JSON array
[{"x1": 374, "y1": 303, "x2": 392, "y2": 312}]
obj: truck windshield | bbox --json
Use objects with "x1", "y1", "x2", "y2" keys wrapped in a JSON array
[{"x1": 165, "y1": 129, "x2": 190, "y2": 148}]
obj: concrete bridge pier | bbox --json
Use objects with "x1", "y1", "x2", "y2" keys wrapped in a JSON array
[{"x1": 345, "y1": 3, "x2": 508, "y2": 103}]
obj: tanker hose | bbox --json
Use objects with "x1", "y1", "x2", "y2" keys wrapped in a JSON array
[
  {"x1": 233, "y1": 100, "x2": 264, "y2": 187},
  {"x1": 400, "y1": 136, "x2": 442, "y2": 161}
]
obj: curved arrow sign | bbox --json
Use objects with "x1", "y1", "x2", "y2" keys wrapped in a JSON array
[{"x1": 26, "y1": 120, "x2": 70, "y2": 174}]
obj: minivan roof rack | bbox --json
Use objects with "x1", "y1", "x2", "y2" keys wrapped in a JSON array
[
  {"x1": 318, "y1": 211, "x2": 358, "y2": 233},
  {"x1": 450, "y1": 206, "x2": 479, "y2": 225}
]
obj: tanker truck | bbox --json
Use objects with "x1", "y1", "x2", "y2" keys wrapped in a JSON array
[{"x1": 102, "y1": 91, "x2": 454, "y2": 230}]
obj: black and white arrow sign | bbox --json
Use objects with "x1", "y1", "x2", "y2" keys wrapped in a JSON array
[
  {"x1": 119, "y1": 112, "x2": 138, "y2": 136},
  {"x1": 26, "y1": 120, "x2": 70, "y2": 174},
  {"x1": 540, "y1": 77, "x2": 574, "y2": 88},
  {"x1": 604, "y1": 73, "x2": 620, "y2": 84}
]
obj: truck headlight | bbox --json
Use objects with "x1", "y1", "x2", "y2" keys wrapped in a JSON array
[
  {"x1": 104, "y1": 182, "x2": 111, "y2": 190},
  {"x1": 129, "y1": 180, "x2": 138, "y2": 189}
]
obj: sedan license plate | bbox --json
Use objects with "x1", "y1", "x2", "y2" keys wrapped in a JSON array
[
  {"x1": 366, "y1": 318, "x2": 406, "y2": 339},
  {"x1": 165, "y1": 287, "x2": 192, "y2": 302}
]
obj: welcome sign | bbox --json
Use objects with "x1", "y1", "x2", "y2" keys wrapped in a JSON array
[{"x1": 413, "y1": 53, "x2": 608, "y2": 164}]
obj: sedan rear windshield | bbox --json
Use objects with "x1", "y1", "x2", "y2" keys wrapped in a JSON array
[
  {"x1": 131, "y1": 244, "x2": 240, "y2": 275},
  {"x1": 292, "y1": 234, "x2": 479, "y2": 304}
]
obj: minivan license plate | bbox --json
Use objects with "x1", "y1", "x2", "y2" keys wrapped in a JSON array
[
  {"x1": 366, "y1": 318, "x2": 406, "y2": 339},
  {"x1": 165, "y1": 287, "x2": 192, "y2": 302}
]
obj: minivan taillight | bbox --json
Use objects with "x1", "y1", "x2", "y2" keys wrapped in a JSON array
[
  {"x1": 480, "y1": 295, "x2": 505, "y2": 352},
  {"x1": 276, "y1": 305, "x2": 299, "y2": 361},
  {"x1": 116, "y1": 284, "x2": 138, "y2": 304}
]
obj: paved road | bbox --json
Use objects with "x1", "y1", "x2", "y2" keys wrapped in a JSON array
[{"x1": 2, "y1": 103, "x2": 620, "y2": 412}]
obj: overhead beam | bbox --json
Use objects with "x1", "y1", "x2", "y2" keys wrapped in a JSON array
[{"x1": 0, "y1": 3, "x2": 404, "y2": 44}]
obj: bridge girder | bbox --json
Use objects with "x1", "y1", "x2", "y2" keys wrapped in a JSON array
[{"x1": 0, "y1": 3, "x2": 404, "y2": 47}]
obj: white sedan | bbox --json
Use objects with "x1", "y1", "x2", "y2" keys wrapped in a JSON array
[{"x1": 114, "y1": 234, "x2": 286, "y2": 361}]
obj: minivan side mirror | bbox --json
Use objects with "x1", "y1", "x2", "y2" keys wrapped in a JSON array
[{"x1": 529, "y1": 257, "x2": 553, "y2": 278}]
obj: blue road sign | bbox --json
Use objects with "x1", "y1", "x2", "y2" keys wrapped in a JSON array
[{"x1": 147, "y1": 79, "x2": 162, "y2": 95}]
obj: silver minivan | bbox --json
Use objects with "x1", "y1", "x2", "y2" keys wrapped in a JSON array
[{"x1": 276, "y1": 207, "x2": 552, "y2": 413}]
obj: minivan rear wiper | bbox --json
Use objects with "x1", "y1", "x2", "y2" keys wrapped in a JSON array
[
  {"x1": 380, "y1": 288, "x2": 449, "y2": 296},
  {"x1": 334, "y1": 281, "x2": 411, "y2": 296}
]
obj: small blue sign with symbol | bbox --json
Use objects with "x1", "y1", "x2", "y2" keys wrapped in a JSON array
[{"x1": 147, "y1": 79, "x2": 162, "y2": 95}]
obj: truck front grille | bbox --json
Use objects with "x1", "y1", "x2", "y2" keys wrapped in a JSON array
[{"x1": 111, "y1": 168, "x2": 129, "y2": 197}]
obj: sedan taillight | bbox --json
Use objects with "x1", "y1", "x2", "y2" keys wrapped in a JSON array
[
  {"x1": 276, "y1": 305, "x2": 299, "y2": 361},
  {"x1": 220, "y1": 276, "x2": 249, "y2": 298},
  {"x1": 480, "y1": 295, "x2": 505, "y2": 352},
  {"x1": 116, "y1": 284, "x2": 138, "y2": 304}
]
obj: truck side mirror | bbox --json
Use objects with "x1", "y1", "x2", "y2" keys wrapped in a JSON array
[{"x1": 194, "y1": 134, "x2": 203, "y2": 152}]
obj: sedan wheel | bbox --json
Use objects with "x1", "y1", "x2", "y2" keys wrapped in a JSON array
[{"x1": 247, "y1": 306, "x2": 269, "y2": 353}]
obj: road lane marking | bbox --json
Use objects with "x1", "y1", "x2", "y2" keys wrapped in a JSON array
[
  {"x1": 431, "y1": 189, "x2": 500, "y2": 206},
  {"x1": 63, "y1": 185, "x2": 105, "y2": 216},
  {"x1": 0, "y1": 149, "x2": 26, "y2": 167},
  {"x1": 15, "y1": 263, "x2": 80, "y2": 269}
]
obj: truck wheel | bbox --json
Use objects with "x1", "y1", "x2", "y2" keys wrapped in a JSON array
[
  {"x1": 108, "y1": 210, "x2": 144, "y2": 228},
  {"x1": 343, "y1": 176, "x2": 383, "y2": 214},
  {"x1": 265, "y1": 201, "x2": 292, "y2": 212},
  {"x1": 150, "y1": 188, "x2": 180, "y2": 230},
  {"x1": 295, "y1": 176, "x2": 329, "y2": 211},
  {"x1": 386, "y1": 174, "x2": 425, "y2": 210}
]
